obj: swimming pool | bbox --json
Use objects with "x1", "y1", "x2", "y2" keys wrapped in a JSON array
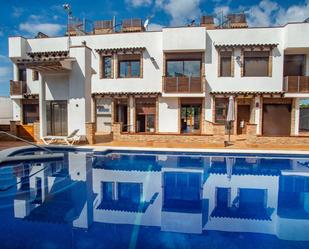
[{"x1": 0, "y1": 148, "x2": 309, "y2": 249}]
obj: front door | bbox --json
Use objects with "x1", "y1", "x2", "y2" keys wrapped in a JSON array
[
  {"x1": 237, "y1": 105, "x2": 251, "y2": 135},
  {"x1": 181, "y1": 104, "x2": 201, "y2": 134},
  {"x1": 47, "y1": 101, "x2": 68, "y2": 136}
]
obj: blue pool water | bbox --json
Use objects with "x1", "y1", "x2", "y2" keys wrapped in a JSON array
[{"x1": 0, "y1": 149, "x2": 309, "y2": 249}]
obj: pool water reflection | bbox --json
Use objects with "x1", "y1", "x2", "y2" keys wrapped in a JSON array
[{"x1": 0, "y1": 149, "x2": 309, "y2": 249}]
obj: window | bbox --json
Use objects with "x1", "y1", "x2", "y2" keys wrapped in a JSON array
[
  {"x1": 102, "y1": 56, "x2": 112, "y2": 78},
  {"x1": 166, "y1": 60, "x2": 201, "y2": 77},
  {"x1": 219, "y1": 51, "x2": 232, "y2": 77},
  {"x1": 214, "y1": 98, "x2": 228, "y2": 124},
  {"x1": 284, "y1": 54, "x2": 306, "y2": 76},
  {"x1": 119, "y1": 60, "x2": 140, "y2": 78},
  {"x1": 102, "y1": 182, "x2": 114, "y2": 201},
  {"x1": 32, "y1": 70, "x2": 39, "y2": 81},
  {"x1": 299, "y1": 99, "x2": 309, "y2": 133},
  {"x1": 23, "y1": 103, "x2": 39, "y2": 124},
  {"x1": 18, "y1": 66, "x2": 27, "y2": 81},
  {"x1": 117, "y1": 182, "x2": 142, "y2": 204},
  {"x1": 118, "y1": 54, "x2": 141, "y2": 78},
  {"x1": 243, "y1": 51, "x2": 270, "y2": 77}
]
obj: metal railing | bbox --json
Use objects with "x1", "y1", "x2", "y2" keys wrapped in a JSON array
[
  {"x1": 163, "y1": 76, "x2": 203, "y2": 93},
  {"x1": 283, "y1": 76, "x2": 309, "y2": 93},
  {"x1": 0, "y1": 131, "x2": 53, "y2": 153}
]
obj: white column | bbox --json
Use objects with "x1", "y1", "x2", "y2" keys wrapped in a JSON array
[
  {"x1": 254, "y1": 96, "x2": 262, "y2": 135},
  {"x1": 294, "y1": 98, "x2": 300, "y2": 136},
  {"x1": 129, "y1": 95, "x2": 134, "y2": 132},
  {"x1": 13, "y1": 63, "x2": 19, "y2": 81},
  {"x1": 39, "y1": 73, "x2": 46, "y2": 137},
  {"x1": 68, "y1": 44, "x2": 92, "y2": 137}
]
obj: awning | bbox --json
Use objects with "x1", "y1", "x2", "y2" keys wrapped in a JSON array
[
  {"x1": 210, "y1": 91, "x2": 284, "y2": 97},
  {"x1": 214, "y1": 43, "x2": 278, "y2": 50},
  {"x1": 92, "y1": 92, "x2": 161, "y2": 98},
  {"x1": 16, "y1": 51, "x2": 74, "y2": 73},
  {"x1": 95, "y1": 47, "x2": 146, "y2": 55}
]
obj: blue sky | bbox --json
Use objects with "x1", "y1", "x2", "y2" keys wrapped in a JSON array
[{"x1": 0, "y1": 0, "x2": 309, "y2": 96}]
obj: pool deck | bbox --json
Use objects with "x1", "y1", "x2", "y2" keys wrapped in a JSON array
[{"x1": 0, "y1": 140, "x2": 309, "y2": 152}]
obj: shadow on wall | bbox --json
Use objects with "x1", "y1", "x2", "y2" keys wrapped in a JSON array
[{"x1": 144, "y1": 49, "x2": 160, "y2": 70}]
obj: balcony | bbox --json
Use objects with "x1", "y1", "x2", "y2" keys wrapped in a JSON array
[
  {"x1": 283, "y1": 76, "x2": 309, "y2": 93},
  {"x1": 163, "y1": 77, "x2": 203, "y2": 93},
  {"x1": 10, "y1": 80, "x2": 27, "y2": 96}
]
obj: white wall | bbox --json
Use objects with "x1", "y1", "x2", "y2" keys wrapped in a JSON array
[
  {"x1": 0, "y1": 97, "x2": 13, "y2": 124},
  {"x1": 206, "y1": 27, "x2": 284, "y2": 92},
  {"x1": 163, "y1": 27, "x2": 206, "y2": 51},
  {"x1": 45, "y1": 74, "x2": 69, "y2": 101},
  {"x1": 26, "y1": 69, "x2": 40, "y2": 94},
  {"x1": 284, "y1": 23, "x2": 309, "y2": 49},
  {"x1": 12, "y1": 99, "x2": 21, "y2": 121},
  {"x1": 158, "y1": 97, "x2": 179, "y2": 133}
]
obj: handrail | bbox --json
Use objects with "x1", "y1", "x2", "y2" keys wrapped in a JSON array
[{"x1": 0, "y1": 131, "x2": 53, "y2": 154}]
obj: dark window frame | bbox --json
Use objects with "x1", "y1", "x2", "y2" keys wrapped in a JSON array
[
  {"x1": 243, "y1": 51, "x2": 270, "y2": 77},
  {"x1": 32, "y1": 70, "x2": 39, "y2": 81},
  {"x1": 219, "y1": 51, "x2": 233, "y2": 77},
  {"x1": 214, "y1": 98, "x2": 228, "y2": 124},
  {"x1": 102, "y1": 56, "x2": 112, "y2": 79},
  {"x1": 166, "y1": 59, "x2": 202, "y2": 78},
  {"x1": 23, "y1": 103, "x2": 39, "y2": 124}
]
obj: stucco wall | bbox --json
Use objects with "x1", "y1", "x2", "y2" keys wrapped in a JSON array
[
  {"x1": 158, "y1": 97, "x2": 179, "y2": 133},
  {"x1": 0, "y1": 97, "x2": 13, "y2": 124}
]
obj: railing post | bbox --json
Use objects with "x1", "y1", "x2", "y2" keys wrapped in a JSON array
[
  {"x1": 176, "y1": 77, "x2": 179, "y2": 92},
  {"x1": 297, "y1": 76, "x2": 300, "y2": 92},
  {"x1": 285, "y1": 76, "x2": 288, "y2": 92},
  {"x1": 189, "y1": 77, "x2": 191, "y2": 92}
]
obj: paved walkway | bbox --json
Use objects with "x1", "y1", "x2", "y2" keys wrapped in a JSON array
[{"x1": 0, "y1": 139, "x2": 308, "y2": 152}]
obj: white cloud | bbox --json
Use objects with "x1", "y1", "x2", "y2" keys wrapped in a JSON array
[
  {"x1": 161, "y1": 0, "x2": 202, "y2": 26},
  {"x1": 19, "y1": 22, "x2": 64, "y2": 36},
  {"x1": 29, "y1": 14, "x2": 43, "y2": 21},
  {"x1": 12, "y1": 7, "x2": 24, "y2": 18},
  {"x1": 246, "y1": 0, "x2": 309, "y2": 27},
  {"x1": 147, "y1": 23, "x2": 163, "y2": 31},
  {"x1": 275, "y1": 1, "x2": 309, "y2": 25},
  {"x1": 126, "y1": 0, "x2": 152, "y2": 8}
]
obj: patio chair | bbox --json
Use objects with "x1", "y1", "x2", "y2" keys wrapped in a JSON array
[{"x1": 42, "y1": 129, "x2": 81, "y2": 145}]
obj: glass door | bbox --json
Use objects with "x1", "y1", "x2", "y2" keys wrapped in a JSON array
[
  {"x1": 46, "y1": 101, "x2": 68, "y2": 136},
  {"x1": 181, "y1": 104, "x2": 201, "y2": 134}
]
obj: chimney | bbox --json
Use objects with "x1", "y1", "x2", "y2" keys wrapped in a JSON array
[
  {"x1": 226, "y1": 13, "x2": 248, "y2": 28},
  {"x1": 200, "y1": 15, "x2": 215, "y2": 29}
]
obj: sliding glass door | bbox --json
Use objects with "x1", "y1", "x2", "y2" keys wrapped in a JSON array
[
  {"x1": 181, "y1": 104, "x2": 201, "y2": 134},
  {"x1": 46, "y1": 101, "x2": 68, "y2": 136}
]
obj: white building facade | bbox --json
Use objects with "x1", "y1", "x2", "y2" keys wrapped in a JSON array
[{"x1": 8, "y1": 17, "x2": 309, "y2": 142}]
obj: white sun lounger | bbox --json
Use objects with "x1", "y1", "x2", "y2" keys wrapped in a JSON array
[{"x1": 42, "y1": 129, "x2": 81, "y2": 145}]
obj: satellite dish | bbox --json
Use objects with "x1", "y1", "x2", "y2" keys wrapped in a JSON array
[{"x1": 144, "y1": 18, "x2": 150, "y2": 30}]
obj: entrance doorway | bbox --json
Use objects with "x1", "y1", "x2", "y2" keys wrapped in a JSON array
[
  {"x1": 46, "y1": 101, "x2": 68, "y2": 136},
  {"x1": 237, "y1": 105, "x2": 251, "y2": 135},
  {"x1": 114, "y1": 99, "x2": 128, "y2": 132},
  {"x1": 181, "y1": 98, "x2": 202, "y2": 134},
  {"x1": 135, "y1": 98, "x2": 156, "y2": 133}
]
